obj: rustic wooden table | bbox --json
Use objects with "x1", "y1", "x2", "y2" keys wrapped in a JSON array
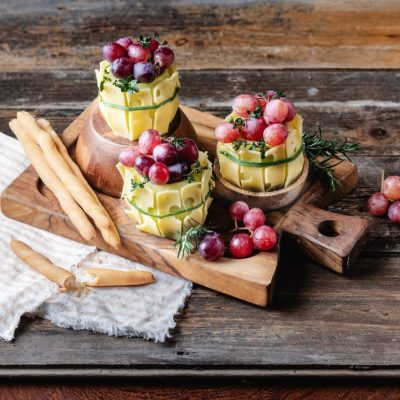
[{"x1": 1, "y1": 0, "x2": 400, "y2": 398}]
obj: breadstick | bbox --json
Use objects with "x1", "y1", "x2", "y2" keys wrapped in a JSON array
[
  {"x1": 83, "y1": 268, "x2": 154, "y2": 287},
  {"x1": 10, "y1": 240, "x2": 76, "y2": 290},
  {"x1": 37, "y1": 118, "x2": 121, "y2": 249},
  {"x1": 17, "y1": 112, "x2": 111, "y2": 230},
  {"x1": 9, "y1": 119, "x2": 96, "y2": 241}
]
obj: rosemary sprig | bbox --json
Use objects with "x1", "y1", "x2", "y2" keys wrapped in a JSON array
[
  {"x1": 130, "y1": 176, "x2": 150, "y2": 192},
  {"x1": 173, "y1": 224, "x2": 213, "y2": 258},
  {"x1": 303, "y1": 128, "x2": 360, "y2": 191},
  {"x1": 185, "y1": 160, "x2": 208, "y2": 183}
]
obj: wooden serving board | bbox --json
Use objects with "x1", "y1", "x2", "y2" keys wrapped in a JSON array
[{"x1": 0, "y1": 102, "x2": 369, "y2": 306}]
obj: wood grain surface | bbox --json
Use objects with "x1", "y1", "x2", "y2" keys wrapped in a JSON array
[{"x1": 1, "y1": 0, "x2": 400, "y2": 397}]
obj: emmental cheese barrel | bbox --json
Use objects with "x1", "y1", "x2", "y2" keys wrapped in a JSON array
[{"x1": 217, "y1": 114, "x2": 305, "y2": 192}]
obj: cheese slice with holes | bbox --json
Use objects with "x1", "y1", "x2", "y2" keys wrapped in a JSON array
[
  {"x1": 285, "y1": 114, "x2": 304, "y2": 187},
  {"x1": 117, "y1": 151, "x2": 214, "y2": 240},
  {"x1": 96, "y1": 62, "x2": 180, "y2": 140}
]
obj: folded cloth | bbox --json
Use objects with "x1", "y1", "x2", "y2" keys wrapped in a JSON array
[{"x1": 0, "y1": 132, "x2": 192, "y2": 342}]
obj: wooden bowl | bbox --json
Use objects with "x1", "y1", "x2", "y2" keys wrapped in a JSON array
[
  {"x1": 212, "y1": 157, "x2": 309, "y2": 210},
  {"x1": 75, "y1": 105, "x2": 198, "y2": 198}
]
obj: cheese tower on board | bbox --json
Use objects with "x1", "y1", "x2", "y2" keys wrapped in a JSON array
[
  {"x1": 215, "y1": 91, "x2": 304, "y2": 192},
  {"x1": 97, "y1": 34, "x2": 180, "y2": 141},
  {"x1": 117, "y1": 133, "x2": 214, "y2": 240}
]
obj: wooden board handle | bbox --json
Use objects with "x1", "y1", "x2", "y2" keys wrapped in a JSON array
[{"x1": 280, "y1": 203, "x2": 369, "y2": 274}]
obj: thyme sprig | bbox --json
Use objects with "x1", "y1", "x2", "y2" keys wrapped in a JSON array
[
  {"x1": 185, "y1": 160, "x2": 208, "y2": 183},
  {"x1": 139, "y1": 32, "x2": 168, "y2": 48},
  {"x1": 100, "y1": 66, "x2": 139, "y2": 94},
  {"x1": 173, "y1": 224, "x2": 213, "y2": 258},
  {"x1": 248, "y1": 104, "x2": 263, "y2": 118},
  {"x1": 303, "y1": 128, "x2": 360, "y2": 191},
  {"x1": 229, "y1": 116, "x2": 245, "y2": 129},
  {"x1": 130, "y1": 176, "x2": 150, "y2": 192},
  {"x1": 167, "y1": 136, "x2": 185, "y2": 148},
  {"x1": 248, "y1": 139, "x2": 269, "y2": 159}
]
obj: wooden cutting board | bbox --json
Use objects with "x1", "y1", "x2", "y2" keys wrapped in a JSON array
[{"x1": 0, "y1": 102, "x2": 369, "y2": 306}]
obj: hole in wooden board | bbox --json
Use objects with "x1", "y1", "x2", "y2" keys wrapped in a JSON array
[{"x1": 318, "y1": 220, "x2": 342, "y2": 237}]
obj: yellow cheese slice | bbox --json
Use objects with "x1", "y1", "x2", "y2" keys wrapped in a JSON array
[
  {"x1": 285, "y1": 114, "x2": 304, "y2": 187},
  {"x1": 239, "y1": 148, "x2": 264, "y2": 192},
  {"x1": 217, "y1": 142, "x2": 241, "y2": 187},
  {"x1": 156, "y1": 189, "x2": 182, "y2": 239},
  {"x1": 263, "y1": 144, "x2": 286, "y2": 191}
]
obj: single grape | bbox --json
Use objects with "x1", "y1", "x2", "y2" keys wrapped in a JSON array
[
  {"x1": 176, "y1": 138, "x2": 199, "y2": 164},
  {"x1": 229, "y1": 233, "x2": 254, "y2": 258},
  {"x1": 243, "y1": 208, "x2": 266, "y2": 230},
  {"x1": 133, "y1": 62, "x2": 157, "y2": 83},
  {"x1": 118, "y1": 147, "x2": 141, "y2": 167},
  {"x1": 263, "y1": 99, "x2": 288, "y2": 124},
  {"x1": 382, "y1": 176, "x2": 400, "y2": 201},
  {"x1": 229, "y1": 201, "x2": 250, "y2": 222},
  {"x1": 283, "y1": 100, "x2": 297, "y2": 122},
  {"x1": 148, "y1": 162, "x2": 170, "y2": 185},
  {"x1": 134, "y1": 155, "x2": 155, "y2": 176},
  {"x1": 116, "y1": 36, "x2": 133, "y2": 50},
  {"x1": 149, "y1": 38, "x2": 159, "y2": 51},
  {"x1": 263, "y1": 123, "x2": 288, "y2": 146},
  {"x1": 198, "y1": 233, "x2": 225, "y2": 261},
  {"x1": 153, "y1": 46, "x2": 175, "y2": 69},
  {"x1": 253, "y1": 225, "x2": 277, "y2": 251},
  {"x1": 127, "y1": 43, "x2": 152, "y2": 63},
  {"x1": 215, "y1": 122, "x2": 241, "y2": 143},
  {"x1": 367, "y1": 192, "x2": 390, "y2": 216},
  {"x1": 102, "y1": 42, "x2": 127, "y2": 62},
  {"x1": 388, "y1": 201, "x2": 400, "y2": 224},
  {"x1": 138, "y1": 129, "x2": 161, "y2": 155},
  {"x1": 242, "y1": 117, "x2": 267, "y2": 141},
  {"x1": 153, "y1": 143, "x2": 178, "y2": 165},
  {"x1": 110, "y1": 57, "x2": 133, "y2": 79},
  {"x1": 168, "y1": 162, "x2": 190, "y2": 183},
  {"x1": 232, "y1": 94, "x2": 258, "y2": 118}
]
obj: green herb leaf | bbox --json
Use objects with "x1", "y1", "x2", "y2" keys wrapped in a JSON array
[
  {"x1": 229, "y1": 116, "x2": 245, "y2": 129},
  {"x1": 130, "y1": 176, "x2": 150, "y2": 192},
  {"x1": 185, "y1": 160, "x2": 208, "y2": 183},
  {"x1": 168, "y1": 136, "x2": 185, "y2": 148}
]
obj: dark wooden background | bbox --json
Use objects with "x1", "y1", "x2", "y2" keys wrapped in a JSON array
[{"x1": 1, "y1": 0, "x2": 400, "y2": 398}]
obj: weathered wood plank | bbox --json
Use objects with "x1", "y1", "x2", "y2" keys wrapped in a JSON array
[
  {"x1": 0, "y1": 253, "x2": 400, "y2": 369},
  {"x1": 0, "y1": 0, "x2": 399, "y2": 71},
  {"x1": 1, "y1": 70, "x2": 400, "y2": 155}
]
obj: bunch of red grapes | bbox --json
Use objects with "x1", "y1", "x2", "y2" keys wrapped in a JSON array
[
  {"x1": 119, "y1": 129, "x2": 199, "y2": 185},
  {"x1": 198, "y1": 201, "x2": 277, "y2": 261},
  {"x1": 367, "y1": 176, "x2": 400, "y2": 223},
  {"x1": 215, "y1": 91, "x2": 297, "y2": 146},
  {"x1": 102, "y1": 34, "x2": 174, "y2": 83}
]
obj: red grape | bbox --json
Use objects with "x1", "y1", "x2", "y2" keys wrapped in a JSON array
[
  {"x1": 229, "y1": 233, "x2": 254, "y2": 258},
  {"x1": 110, "y1": 57, "x2": 133, "y2": 79},
  {"x1": 243, "y1": 208, "x2": 265, "y2": 230},
  {"x1": 263, "y1": 123, "x2": 288, "y2": 146},
  {"x1": 127, "y1": 43, "x2": 152, "y2": 63},
  {"x1": 263, "y1": 99, "x2": 288, "y2": 124},
  {"x1": 388, "y1": 201, "x2": 400, "y2": 224},
  {"x1": 119, "y1": 147, "x2": 141, "y2": 167},
  {"x1": 367, "y1": 192, "x2": 390, "y2": 216},
  {"x1": 265, "y1": 90, "x2": 277, "y2": 101},
  {"x1": 232, "y1": 94, "x2": 258, "y2": 118},
  {"x1": 382, "y1": 176, "x2": 400, "y2": 201},
  {"x1": 199, "y1": 233, "x2": 225, "y2": 261},
  {"x1": 148, "y1": 162, "x2": 170, "y2": 185},
  {"x1": 102, "y1": 42, "x2": 127, "y2": 62},
  {"x1": 116, "y1": 36, "x2": 133, "y2": 50},
  {"x1": 133, "y1": 62, "x2": 157, "y2": 83},
  {"x1": 134, "y1": 155, "x2": 155, "y2": 176},
  {"x1": 168, "y1": 162, "x2": 190, "y2": 183},
  {"x1": 176, "y1": 138, "x2": 199, "y2": 164},
  {"x1": 253, "y1": 225, "x2": 277, "y2": 251},
  {"x1": 138, "y1": 129, "x2": 161, "y2": 155},
  {"x1": 149, "y1": 38, "x2": 159, "y2": 52},
  {"x1": 283, "y1": 100, "x2": 297, "y2": 122},
  {"x1": 242, "y1": 117, "x2": 267, "y2": 141},
  {"x1": 215, "y1": 122, "x2": 240, "y2": 143},
  {"x1": 153, "y1": 143, "x2": 178, "y2": 165},
  {"x1": 229, "y1": 201, "x2": 250, "y2": 221},
  {"x1": 153, "y1": 46, "x2": 175, "y2": 69}
]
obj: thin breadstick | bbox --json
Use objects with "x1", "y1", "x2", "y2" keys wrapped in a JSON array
[
  {"x1": 83, "y1": 268, "x2": 154, "y2": 287},
  {"x1": 17, "y1": 111, "x2": 111, "y2": 230},
  {"x1": 9, "y1": 119, "x2": 96, "y2": 241},
  {"x1": 37, "y1": 118, "x2": 120, "y2": 249},
  {"x1": 10, "y1": 240, "x2": 76, "y2": 290}
]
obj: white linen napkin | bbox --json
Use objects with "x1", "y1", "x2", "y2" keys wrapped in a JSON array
[{"x1": 0, "y1": 132, "x2": 192, "y2": 342}]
